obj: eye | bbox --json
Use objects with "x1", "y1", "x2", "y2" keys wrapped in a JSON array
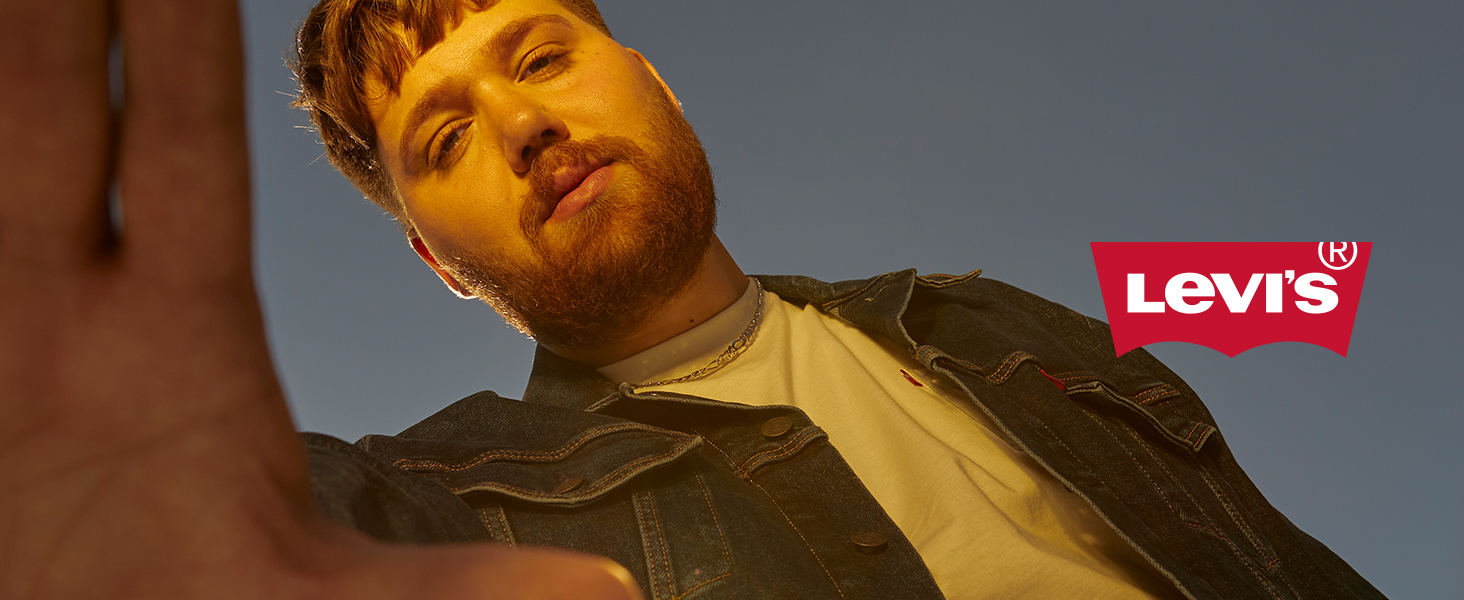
[
  {"x1": 519, "y1": 47, "x2": 567, "y2": 80},
  {"x1": 428, "y1": 121, "x2": 470, "y2": 169}
]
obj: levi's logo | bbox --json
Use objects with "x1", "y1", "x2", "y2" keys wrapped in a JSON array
[{"x1": 1090, "y1": 243, "x2": 1371, "y2": 357}]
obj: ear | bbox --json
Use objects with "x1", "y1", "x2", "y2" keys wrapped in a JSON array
[
  {"x1": 626, "y1": 48, "x2": 682, "y2": 113},
  {"x1": 408, "y1": 232, "x2": 477, "y2": 299}
]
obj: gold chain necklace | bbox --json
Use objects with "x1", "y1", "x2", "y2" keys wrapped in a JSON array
[{"x1": 634, "y1": 279, "x2": 765, "y2": 389}]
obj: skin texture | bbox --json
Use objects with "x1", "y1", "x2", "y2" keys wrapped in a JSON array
[
  {"x1": 0, "y1": 1, "x2": 641, "y2": 598},
  {"x1": 374, "y1": 0, "x2": 749, "y2": 366}
]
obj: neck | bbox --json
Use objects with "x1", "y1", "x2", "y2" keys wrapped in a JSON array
[{"x1": 541, "y1": 235, "x2": 747, "y2": 367}]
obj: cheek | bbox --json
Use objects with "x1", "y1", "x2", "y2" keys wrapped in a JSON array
[
  {"x1": 405, "y1": 178, "x2": 523, "y2": 257},
  {"x1": 564, "y1": 51, "x2": 666, "y2": 130}
]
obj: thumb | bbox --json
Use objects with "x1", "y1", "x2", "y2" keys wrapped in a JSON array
[{"x1": 321, "y1": 537, "x2": 645, "y2": 600}]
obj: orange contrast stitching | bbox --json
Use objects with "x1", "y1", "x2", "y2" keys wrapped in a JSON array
[
  {"x1": 741, "y1": 477, "x2": 847, "y2": 598},
  {"x1": 632, "y1": 492, "x2": 669, "y2": 597},
  {"x1": 396, "y1": 422, "x2": 671, "y2": 472},
  {"x1": 446, "y1": 443, "x2": 689, "y2": 498},
  {"x1": 740, "y1": 427, "x2": 823, "y2": 474}
]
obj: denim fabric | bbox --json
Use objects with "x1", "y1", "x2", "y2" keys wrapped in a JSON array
[{"x1": 306, "y1": 269, "x2": 1385, "y2": 599}]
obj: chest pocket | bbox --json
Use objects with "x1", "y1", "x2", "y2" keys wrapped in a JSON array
[
  {"x1": 389, "y1": 422, "x2": 736, "y2": 600},
  {"x1": 1058, "y1": 375, "x2": 1218, "y2": 453},
  {"x1": 977, "y1": 348, "x2": 1219, "y2": 453}
]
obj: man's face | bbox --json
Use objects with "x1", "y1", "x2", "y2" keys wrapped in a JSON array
[{"x1": 368, "y1": 0, "x2": 715, "y2": 347}]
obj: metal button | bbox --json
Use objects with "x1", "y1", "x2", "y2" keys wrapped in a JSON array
[
  {"x1": 850, "y1": 531, "x2": 888, "y2": 553},
  {"x1": 760, "y1": 416, "x2": 793, "y2": 438},
  {"x1": 552, "y1": 475, "x2": 584, "y2": 495}
]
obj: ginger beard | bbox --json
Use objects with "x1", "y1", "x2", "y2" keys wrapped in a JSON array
[{"x1": 436, "y1": 92, "x2": 716, "y2": 348}]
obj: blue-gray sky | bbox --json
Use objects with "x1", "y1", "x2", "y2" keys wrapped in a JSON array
[{"x1": 242, "y1": 2, "x2": 1460, "y2": 597}]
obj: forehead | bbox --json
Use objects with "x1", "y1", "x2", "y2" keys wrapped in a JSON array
[{"x1": 364, "y1": 0, "x2": 587, "y2": 129}]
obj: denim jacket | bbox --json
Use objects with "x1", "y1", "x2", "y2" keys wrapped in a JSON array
[{"x1": 305, "y1": 269, "x2": 1384, "y2": 599}]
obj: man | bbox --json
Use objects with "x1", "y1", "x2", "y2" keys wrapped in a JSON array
[
  {"x1": 286, "y1": 1, "x2": 1384, "y2": 598},
  {"x1": 0, "y1": 2, "x2": 1380, "y2": 600}
]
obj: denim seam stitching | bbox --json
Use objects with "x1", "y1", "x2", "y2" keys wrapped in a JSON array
[
  {"x1": 986, "y1": 351, "x2": 1036, "y2": 384},
  {"x1": 913, "y1": 268, "x2": 983, "y2": 289},
  {"x1": 1179, "y1": 516, "x2": 1278, "y2": 591},
  {"x1": 741, "y1": 427, "x2": 825, "y2": 474},
  {"x1": 698, "y1": 435, "x2": 846, "y2": 598},
  {"x1": 1134, "y1": 387, "x2": 1183, "y2": 406},
  {"x1": 1048, "y1": 371, "x2": 1184, "y2": 408},
  {"x1": 585, "y1": 390, "x2": 624, "y2": 412},
  {"x1": 307, "y1": 440, "x2": 475, "y2": 538},
  {"x1": 692, "y1": 430, "x2": 749, "y2": 480},
  {"x1": 672, "y1": 473, "x2": 735, "y2": 600},
  {"x1": 394, "y1": 422, "x2": 687, "y2": 472},
  {"x1": 932, "y1": 354, "x2": 1101, "y2": 476},
  {"x1": 487, "y1": 512, "x2": 505, "y2": 545},
  {"x1": 477, "y1": 505, "x2": 517, "y2": 547},
  {"x1": 815, "y1": 272, "x2": 894, "y2": 312},
  {"x1": 742, "y1": 476, "x2": 848, "y2": 598},
  {"x1": 633, "y1": 491, "x2": 673, "y2": 598},
  {"x1": 1196, "y1": 468, "x2": 1281, "y2": 566},
  {"x1": 443, "y1": 442, "x2": 693, "y2": 499},
  {"x1": 647, "y1": 492, "x2": 677, "y2": 598},
  {"x1": 1195, "y1": 469, "x2": 1287, "y2": 599},
  {"x1": 1114, "y1": 420, "x2": 1222, "y2": 534},
  {"x1": 1093, "y1": 407, "x2": 1290, "y2": 597},
  {"x1": 915, "y1": 344, "x2": 986, "y2": 376},
  {"x1": 1071, "y1": 381, "x2": 1216, "y2": 452},
  {"x1": 1080, "y1": 410, "x2": 1198, "y2": 523}
]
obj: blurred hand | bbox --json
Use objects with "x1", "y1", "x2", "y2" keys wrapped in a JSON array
[{"x1": 0, "y1": 1, "x2": 641, "y2": 598}]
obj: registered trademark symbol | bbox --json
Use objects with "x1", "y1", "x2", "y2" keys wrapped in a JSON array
[{"x1": 1318, "y1": 242, "x2": 1358, "y2": 270}]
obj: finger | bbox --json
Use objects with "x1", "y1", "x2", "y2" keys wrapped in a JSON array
[
  {"x1": 117, "y1": 0, "x2": 251, "y2": 284},
  {"x1": 304, "y1": 529, "x2": 646, "y2": 600},
  {"x1": 0, "y1": 0, "x2": 113, "y2": 266},
  {"x1": 340, "y1": 543, "x2": 646, "y2": 600}
]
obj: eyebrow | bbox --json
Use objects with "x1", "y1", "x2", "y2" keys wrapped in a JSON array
[{"x1": 395, "y1": 13, "x2": 572, "y2": 173}]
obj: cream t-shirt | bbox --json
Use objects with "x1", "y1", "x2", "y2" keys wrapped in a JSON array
[{"x1": 599, "y1": 279, "x2": 1181, "y2": 599}]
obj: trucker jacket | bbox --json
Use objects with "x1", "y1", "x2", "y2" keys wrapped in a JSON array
[{"x1": 305, "y1": 269, "x2": 1384, "y2": 599}]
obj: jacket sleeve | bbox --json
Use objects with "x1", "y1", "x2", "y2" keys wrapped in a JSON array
[{"x1": 301, "y1": 432, "x2": 490, "y2": 544}]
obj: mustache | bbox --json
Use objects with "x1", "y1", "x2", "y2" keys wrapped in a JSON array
[{"x1": 520, "y1": 136, "x2": 647, "y2": 237}]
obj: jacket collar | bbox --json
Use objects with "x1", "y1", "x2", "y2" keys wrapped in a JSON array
[{"x1": 521, "y1": 269, "x2": 929, "y2": 412}]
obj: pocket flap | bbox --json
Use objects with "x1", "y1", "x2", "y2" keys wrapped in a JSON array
[
  {"x1": 357, "y1": 393, "x2": 702, "y2": 507},
  {"x1": 1061, "y1": 376, "x2": 1218, "y2": 452}
]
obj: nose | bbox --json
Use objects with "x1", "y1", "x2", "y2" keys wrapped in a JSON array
[{"x1": 500, "y1": 99, "x2": 568, "y2": 175}]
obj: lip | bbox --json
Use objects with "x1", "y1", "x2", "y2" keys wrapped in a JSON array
[{"x1": 546, "y1": 159, "x2": 615, "y2": 224}]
